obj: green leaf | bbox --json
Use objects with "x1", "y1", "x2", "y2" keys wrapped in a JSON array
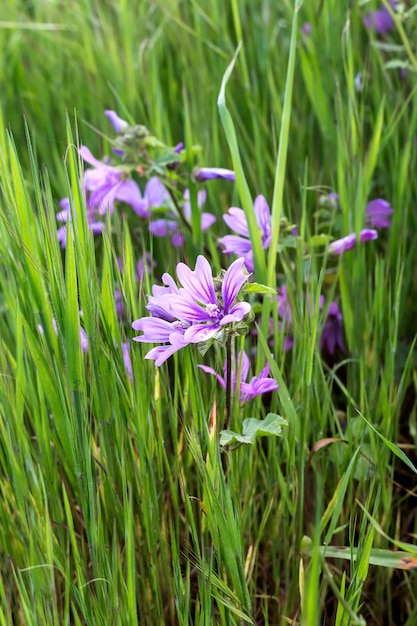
[
  {"x1": 360, "y1": 413, "x2": 417, "y2": 475},
  {"x1": 243, "y1": 282, "x2": 277, "y2": 295},
  {"x1": 309, "y1": 546, "x2": 417, "y2": 570},
  {"x1": 220, "y1": 413, "x2": 288, "y2": 446}
]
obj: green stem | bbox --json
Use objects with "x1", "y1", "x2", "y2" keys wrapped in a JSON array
[{"x1": 225, "y1": 332, "x2": 235, "y2": 430}]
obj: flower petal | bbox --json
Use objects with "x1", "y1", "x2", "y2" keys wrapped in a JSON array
[
  {"x1": 176, "y1": 255, "x2": 216, "y2": 304},
  {"x1": 115, "y1": 180, "x2": 148, "y2": 217},
  {"x1": 221, "y1": 258, "x2": 248, "y2": 313},
  {"x1": 223, "y1": 207, "x2": 250, "y2": 237},
  {"x1": 220, "y1": 235, "x2": 252, "y2": 256},
  {"x1": 198, "y1": 364, "x2": 226, "y2": 388},
  {"x1": 105, "y1": 110, "x2": 129, "y2": 132}
]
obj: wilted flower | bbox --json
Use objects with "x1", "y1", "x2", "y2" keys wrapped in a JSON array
[
  {"x1": 198, "y1": 351, "x2": 279, "y2": 403},
  {"x1": 105, "y1": 110, "x2": 129, "y2": 133},
  {"x1": 329, "y1": 229, "x2": 378, "y2": 255},
  {"x1": 366, "y1": 198, "x2": 393, "y2": 229},
  {"x1": 193, "y1": 167, "x2": 236, "y2": 182},
  {"x1": 132, "y1": 256, "x2": 251, "y2": 365},
  {"x1": 79, "y1": 146, "x2": 148, "y2": 217},
  {"x1": 221, "y1": 194, "x2": 272, "y2": 272},
  {"x1": 364, "y1": 1, "x2": 397, "y2": 34}
]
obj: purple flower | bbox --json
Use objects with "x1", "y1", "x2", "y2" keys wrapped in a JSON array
[
  {"x1": 221, "y1": 195, "x2": 272, "y2": 272},
  {"x1": 329, "y1": 229, "x2": 378, "y2": 255},
  {"x1": 79, "y1": 146, "x2": 149, "y2": 217},
  {"x1": 364, "y1": 1, "x2": 397, "y2": 34},
  {"x1": 366, "y1": 198, "x2": 393, "y2": 229},
  {"x1": 132, "y1": 256, "x2": 251, "y2": 364},
  {"x1": 105, "y1": 110, "x2": 129, "y2": 132},
  {"x1": 198, "y1": 351, "x2": 279, "y2": 403},
  {"x1": 302, "y1": 22, "x2": 312, "y2": 36},
  {"x1": 163, "y1": 256, "x2": 251, "y2": 343},
  {"x1": 148, "y1": 188, "x2": 215, "y2": 248},
  {"x1": 122, "y1": 342, "x2": 133, "y2": 380},
  {"x1": 56, "y1": 197, "x2": 105, "y2": 248},
  {"x1": 193, "y1": 167, "x2": 236, "y2": 182},
  {"x1": 319, "y1": 299, "x2": 344, "y2": 355}
]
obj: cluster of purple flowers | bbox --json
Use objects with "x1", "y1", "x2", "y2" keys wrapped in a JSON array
[
  {"x1": 54, "y1": 109, "x2": 396, "y2": 413},
  {"x1": 56, "y1": 110, "x2": 234, "y2": 252}
]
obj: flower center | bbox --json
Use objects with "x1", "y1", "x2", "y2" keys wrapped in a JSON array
[
  {"x1": 205, "y1": 303, "x2": 222, "y2": 319},
  {"x1": 172, "y1": 321, "x2": 187, "y2": 332}
]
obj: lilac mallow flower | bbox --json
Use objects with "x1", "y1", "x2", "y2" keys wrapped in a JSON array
[
  {"x1": 132, "y1": 256, "x2": 251, "y2": 365},
  {"x1": 105, "y1": 110, "x2": 129, "y2": 133},
  {"x1": 193, "y1": 167, "x2": 236, "y2": 182},
  {"x1": 149, "y1": 188, "x2": 215, "y2": 248},
  {"x1": 56, "y1": 197, "x2": 105, "y2": 248},
  {"x1": 366, "y1": 198, "x2": 393, "y2": 229},
  {"x1": 364, "y1": 1, "x2": 397, "y2": 34},
  {"x1": 79, "y1": 146, "x2": 149, "y2": 217},
  {"x1": 329, "y1": 229, "x2": 378, "y2": 255},
  {"x1": 319, "y1": 299, "x2": 344, "y2": 354},
  {"x1": 198, "y1": 351, "x2": 279, "y2": 403},
  {"x1": 221, "y1": 194, "x2": 272, "y2": 272}
]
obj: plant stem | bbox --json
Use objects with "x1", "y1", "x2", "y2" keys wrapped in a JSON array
[{"x1": 225, "y1": 332, "x2": 234, "y2": 430}]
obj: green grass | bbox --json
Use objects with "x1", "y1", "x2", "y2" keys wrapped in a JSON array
[{"x1": 0, "y1": 0, "x2": 417, "y2": 624}]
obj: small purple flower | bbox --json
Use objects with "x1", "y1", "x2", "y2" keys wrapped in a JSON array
[
  {"x1": 198, "y1": 351, "x2": 279, "y2": 403},
  {"x1": 302, "y1": 22, "x2": 312, "y2": 36},
  {"x1": 56, "y1": 197, "x2": 105, "y2": 248},
  {"x1": 132, "y1": 256, "x2": 251, "y2": 364},
  {"x1": 122, "y1": 342, "x2": 133, "y2": 380},
  {"x1": 364, "y1": 1, "x2": 397, "y2": 34},
  {"x1": 221, "y1": 195, "x2": 272, "y2": 272},
  {"x1": 320, "y1": 299, "x2": 345, "y2": 355},
  {"x1": 193, "y1": 167, "x2": 236, "y2": 182},
  {"x1": 105, "y1": 110, "x2": 129, "y2": 133},
  {"x1": 366, "y1": 198, "x2": 393, "y2": 229},
  {"x1": 329, "y1": 229, "x2": 378, "y2": 255},
  {"x1": 79, "y1": 146, "x2": 149, "y2": 217}
]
